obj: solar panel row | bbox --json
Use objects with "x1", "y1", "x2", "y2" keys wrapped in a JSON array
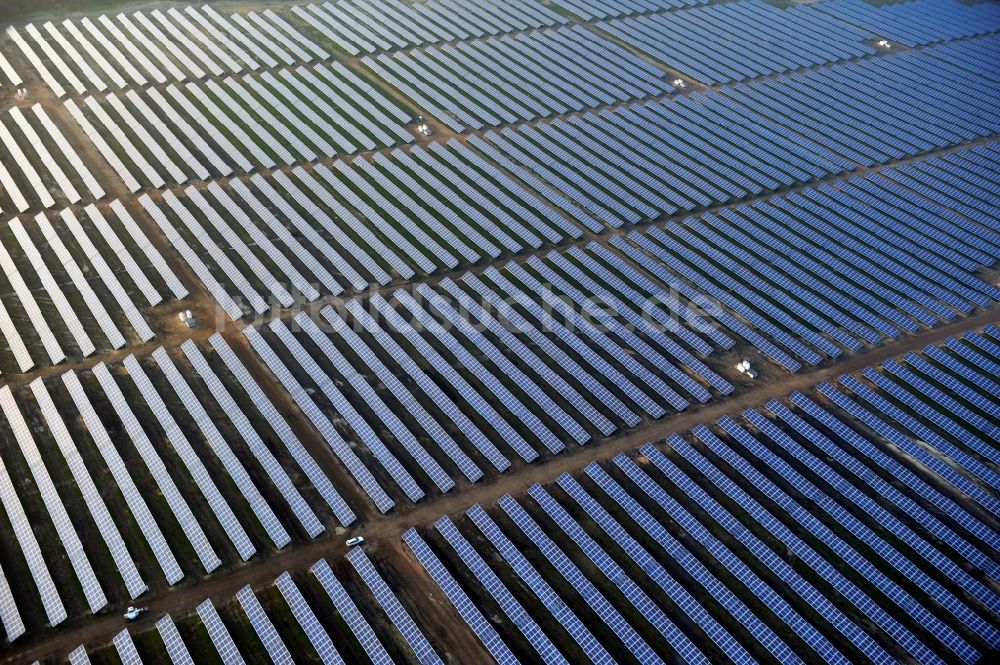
[
  {"x1": 241, "y1": 241, "x2": 746, "y2": 507},
  {"x1": 815, "y1": 0, "x2": 1000, "y2": 47},
  {"x1": 364, "y1": 27, "x2": 669, "y2": 130},
  {"x1": 602, "y1": 0, "x2": 875, "y2": 84},
  {"x1": 296, "y1": 0, "x2": 567, "y2": 55},
  {"x1": 0, "y1": 103, "x2": 97, "y2": 213},
  {"x1": 70, "y1": 63, "x2": 410, "y2": 188},
  {"x1": 404, "y1": 336, "x2": 998, "y2": 663},
  {"x1": 137, "y1": 140, "x2": 576, "y2": 319},
  {"x1": 13, "y1": 6, "x2": 329, "y2": 96},
  {"x1": 548, "y1": 0, "x2": 704, "y2": 20}
]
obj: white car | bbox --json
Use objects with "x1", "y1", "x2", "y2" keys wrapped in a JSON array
[
  {"x1": 123, "y1": 606, "x2": 147, "y2": 621},
  {"x1": 346, "y1": 537, "x2": 365, "y2": 547}
]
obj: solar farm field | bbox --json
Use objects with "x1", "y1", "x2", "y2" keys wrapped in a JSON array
[{"x1": 0, "y1": 0, "x2": 997, "y2": 663}]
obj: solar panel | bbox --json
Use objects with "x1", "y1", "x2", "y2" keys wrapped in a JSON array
[
  {"x1": 370, "y1": 152, "x2": 483, "y2": 260},
  {"x1": 186, "y1": 184, "x2": 297, "y2": 305},
  {"x1": 139, "y1": 195, "x2": 240, "y2": 319},
  {"x1": 347, "y1": 548, "x2": 442, "y2": 665},
  {"x1": 931, "y1": 342, "x2": 1000, "y2": 395},
  {"x1": 267, "y1": 71, "x2": 349, "y2": 152},
  {"x1": 0, "y1": 386, "x2": 107, "y2": 613},
  {"x1": 321, "y1": 61, "x2": 411, "y2": 133},
  {"x1": 397, "y1": 288, "x2": 564, "y2": 454},
  {"x1": 228, "y1": 177, "x2": 342, "y2": 296},
  {"x1": 128, "y1": 352, "x2": 255, "y2": 560},
  {"x1": 153, "y1": 347, "x2": 287, "y2": 550},
  {"x1": 6, "y1": 26, "x2": 64, "y2": 96},
  {"x1": 128, "y1": 90, "x2": 208, "y2": 182},
  {"x1": 208, "y1": 333, "x2": 352, "y2": 526},
  {"x1": 344, "y1": 299, "x2": 509, "y2": 473},
  {"x1": 667, "y1": 424, "x2": 965, "y2": 663},
  {"x1": 306, "y1": 164, "x2": 421, "y2": 278},
  {"x1": 294, "y1": 312, "x2": 452, "y2": 493},
  {"x1": 0, "y1": 48, "x2": 22, "y2": 85},
  {"x1": 435, "y1": 515, "x2": 563, "y2": 663},
  {"x1": 31, "y1": 378, "x2": 146, "y2": 599},
  {"x1": 839, "y1": 374, "x2": 1000, "y2": 507},
  {"x1": 161, "y1": 190, "x2": 268, "y2": 313},
  {"x1": 240, "y1": 76, "x2": 319, "y2": 161},
  {"x1": 166, "y1": 7, "x2": 240, "y2": 73},
  {"x1": 286, "y1": 67, "x2": 379, "y2": 149},
  {"x1": 584, "y1": 463, "x2": 752, "y2": 662},
  {"x1": 108, "y1": 199, "x2": 185, "y2": 299},
  {"x1": 202, "y1": 6, "x2": 274, "y2": 68},
  {"x1": 0, "y1": 113, "x2": 55, "y2": 207},
  {"x1": 9, "y1": 217, "x2": 93, "y2": 356},
  {"x1": 274, "y1": 572, "x2": 344, "y2": 664},
  {"x1": 486, "y1": 265, "x2": 664, "y2": 418},
  {"x1": 768, "y1": 397, "x2": 999, "y2": 577},
  {"x1": 291, "y1": 6, "x2": 361, "y2": 55},
  {"x1": 64, "y1": 99, "x2": 141, "y2": 193},
  {"x1": 236, "y1": 585, "x2": 293, "y2": 664},
  {"x1": 220, "y1": 78, "x2": 299, "y2": 164},
  {"x1": 40, "y1": 21, "x2": 100, "y2": 92},
  {"x1": 184, "y1": 7, "x2": 256, "y2": 70},
  {"x1": 0, "y1": 414, "x2": 65, "y2": 625},
  {"x1": 311, "y1": 558, "x2": 392, "y2": 663},
  {"x1": 863, "y1": 366, "x2": 1000, "y2": 467},
  {"x1": 268, "y1": 167, "x2": 384, "y2": 288},
  {"x1": 62, "y1": 369, "x2": 183, "y2": 585},
  {"x1": 0, "y1": 562, "x2": 24, "y2": 642},
  {"x1": 740, "y1": 409, "x2": 997, "y2": 640},
  {"x1": 903, "y1": 352, "x2": 1000, "y2": 431},
  {"x1": 0, "y1": 290, "x2": 32, "y2": 372},
  {"x1": 113, "y1": 629, "x2": 142, "y2": 665},
  {"x1": 340, "y1": 159, "x2": 450, "y2": 269},
  {"x1": 417, "y1": 144, "x2": 544, "y2": 248},
  {"x1": 460, "y1": 272, "x2": 639, "y2": 427},
  {"x1": 33, "y1": 212, "x2": 125, "y2": 349},
  {"x1": 93, "y1": 361, "x2": 220, "y2": 573},
  {"x1": 320, "y1": 306, "x2": 481, "y2": 483},
  {"x1": 616, "y1": 450, "x2": 846, "y2": 663},
  {"x1": 269, "y1": 317, "x2": 423, "y2": 503},
  {"x1": 183, "y1": 80, "x2": 274, "y2": 168},
  {"x1": 530, "y1": 254, "x2": 712, "y2": 401},
  {"x1": 119, "y1": 12, "x2": 184, "y2": 80},
  {"x1": 573, "y1": 242, "x2": 722, "y2": 352},
  {"x1": 180, "y1": 343, "x2": 323, "y2": 535},
  {"x1": 242, "y1": 325, "x2": 391, "y2": 513},
  {"x1": 67, "y1": 646, "x2": 90, "y2": 665},
  {"x1": 76, "y1": 16, "x2": 143, "y2": 85},
  {"x1": 196, "y1": 600, "x2": 246, "y2": 665},
  {"x1": 526, "y1": 485, "x2": 701, "y2": 663},
  {"x1": 435, "y1": 278, "x2": 614, "y2": 435},
  {"x1": 106, "y1": 91, "x2": 185, "y2": 182},
  {"x1": 498, "y1": 495, "x2": 664, "y2": 663},
  {"x1": 8, "y1": 106, "x2": 79, "y2": 203},
  {"x1": 162, "y1": 84, "x2": 251, "y2": 172},
  {"x1": 156, "y1": 614, "x2": 194, "y2": 665},
  {"x1": 60, "y1": 208, "x2": 154, "y2": 342},
  {"x1": 150, "y1": 9, "x2": 220, "y2": 76},
  {"x1": 370, "y1": 293, "x2": 536, "y2": 463},
  {"x1": 83, "y1": 94, "x2": 163, "y2": 187},
  {"x1": 416, "y1": 283, "x2": 586, "y2": 445},
  {"x1": 402, "y1": 528, "x2": 517, "y2": 665}
]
